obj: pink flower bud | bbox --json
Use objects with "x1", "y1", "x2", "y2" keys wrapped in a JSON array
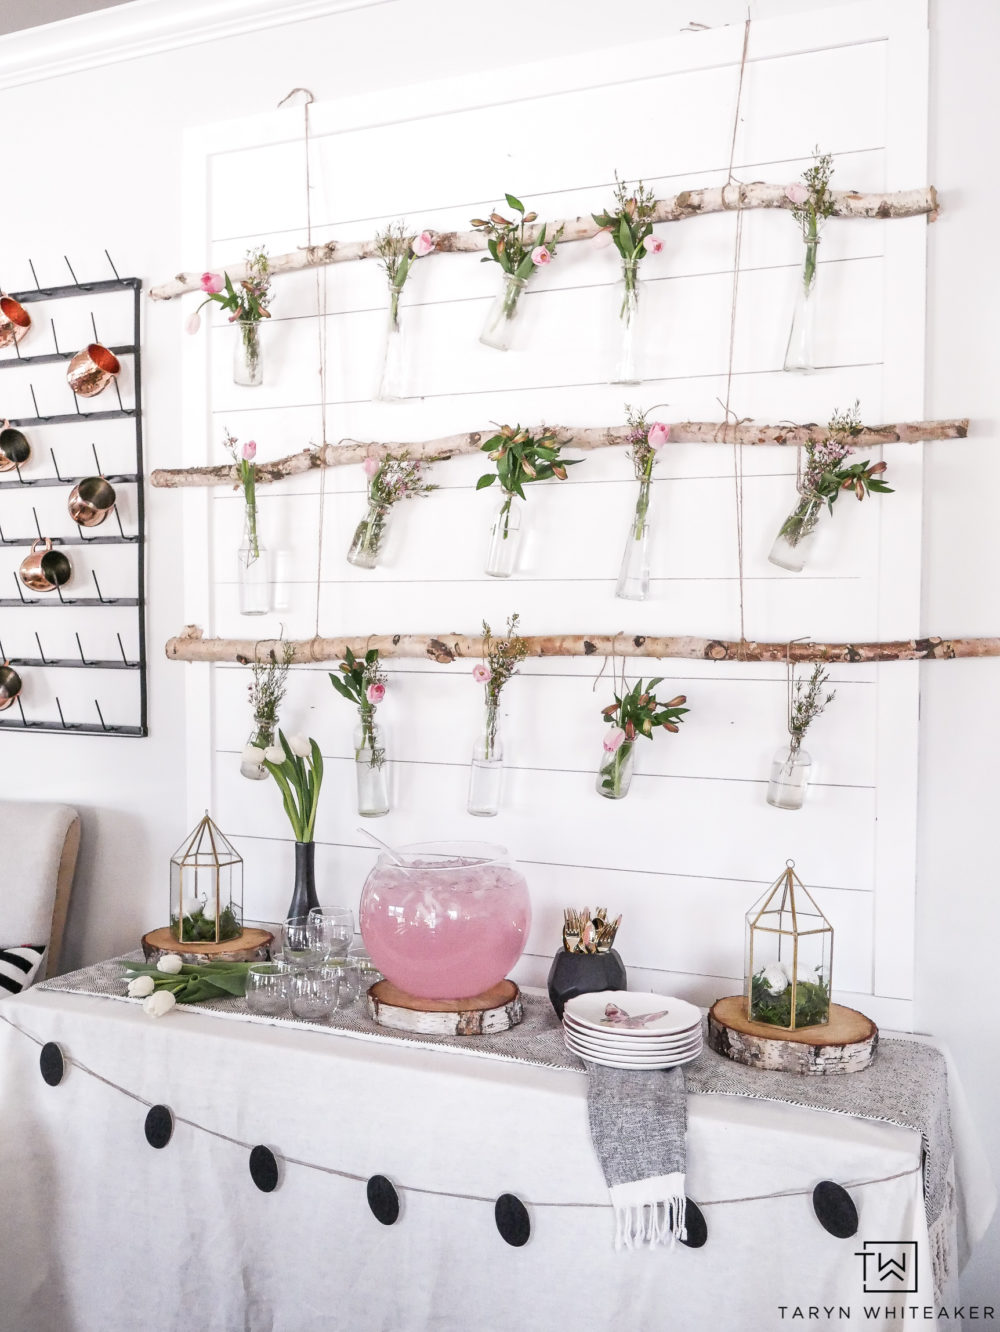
[
  {"x1": 185, "y1": 312, "x2": 201, "y2": 335},
  {"x1": 648, "y1": 423, "x2": 670, "y2": 450},
  {"x1": 531, "y1": 246, "x2": 551, "y2": 266},
  {"x1": 785, "y1": 183, "x2": 809, "y2": 205},
  {"x1": 592, "y1": 228, "x2": 614, "y2": 249},
  {"x1": 201, "y1": 272, "x2": 224, "y2": 294},
  {"x1": 411, "y1": 231, "x2": 435, "y2": 257},
  {"x1": 366, "y1": 682, "x2": 386, "y2": 705},
  {"x1": 362, "y1": 457, "x2": 379, "y2": 479},
  {"x1": 642, "y1": 235, "x2": 664, "y2": 255},
  {"x1": 242, "y1": 440, "x2": 257, "y2": 461},
  {"x1": 473, "y1": 664, "x2": 492, "y2": 684},
  {"x1": 603, "y1": 727, "x2": 626, "y2": 753}
]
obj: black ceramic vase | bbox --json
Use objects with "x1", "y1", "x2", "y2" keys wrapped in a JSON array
[
  {"x1": 286, "y1": 841, "x2": 320, "y2": 919},
  {"x1": 547, "y1": 949, "x2": 627, "y2": 1020}
]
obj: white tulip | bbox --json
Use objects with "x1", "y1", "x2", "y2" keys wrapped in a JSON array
[
  {"x1": 288, "y1": 734, "x2": 312, "y2": 758},
  {"x1": 241, "y1": 745, "x2": 265, "y2": 765},
  {"x1": 127, "y1": 975, "x2": 155, "y2": 998},
  {"x1": 143, "y1": 991, "x2": 177, "y2": 1018},
  {"x1": 264, "y1": 745, "x2": 285, "y2": 765},
  {"x1": 156, "y1": 954, "x2": 184, "y2": 974},
  {"x1": 760, "y1": 964, "x2": 789, "y2": 994}
]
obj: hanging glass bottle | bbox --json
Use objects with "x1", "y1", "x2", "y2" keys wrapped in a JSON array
[
  {"x1": 375, "y1": 285, "x2": 407, "y2": 401},
  {"x1": 783, "y1": 222, "x2": 823, "y2": 373},
  {"x1": 355, "y1": 708, "x2": 389, "y2": 818},
  {"x1": 240, "y1": 714, "x2": 276, "y2": 781},
  {"x1": 485, "y1": 492, "x2": 522, "y2": 578},
  {"x1": 612, "y1": 259, "x2": 641, "y2": 384},
  {"x1": 347, "y1": 499, "x2": 392, "y2": 570},
  {"x1": 766, "y1": 740, "x2": 812, "y2": 811},
  {"x1": 616, "y1": 475, "x2": 654, "y2": 600},
  {"x1": 237, "y1": 504, "x2": 270, "y2": 615},
  {"x1": 480, "y1": 274, "x2": 528, "y2": 351},
  {"x1": 234, "y1": 319, "x2": 264, "y2": 387},
  {"x1": 596, "y1": 735, "x2": 635, "y2": 800},
  {"x1": 768, "y1": 493, "x2": 826, "y2": 573},
  {"x1": 468, "y1": 705, "x2": 503, "y2": 817}
]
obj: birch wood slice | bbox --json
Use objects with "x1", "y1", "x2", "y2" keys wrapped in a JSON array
[
  {"x1": 707, "y1": 995, "x2": 878, "y2": 1075},
  {"x1": 366, "y1": 979, "x2": 523, "y2": 1035},
  {"x1": 141, "y1": 926, "x2": 273, "y2": 964}
]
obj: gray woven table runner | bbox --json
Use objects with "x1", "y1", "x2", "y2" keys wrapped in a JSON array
[{"x1": 38, "y1": 956, "x2": 952, "y2": 1226}]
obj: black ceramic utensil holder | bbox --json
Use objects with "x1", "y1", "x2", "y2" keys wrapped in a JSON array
[{"x1": 546, "y1": 948, "x2": 627, "y2": 1020}]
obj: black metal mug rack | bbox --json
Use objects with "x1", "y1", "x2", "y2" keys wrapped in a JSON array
[{"x1": 0, "y1": 254, "x2": 146, "y2": 737}]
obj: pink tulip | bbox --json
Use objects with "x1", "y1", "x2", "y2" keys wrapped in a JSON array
[
  {"x1": 411, "y1": 231, "x2": 435, "y2": 257},
  {"x1": 367, "y1": 682, "x2": 386, "y2": 705},
  {"x1": 185, "y1": 312, "x2": 201, "y2": 335},
  {"x1": 531, "y1": 246, "x2": 552, "y2": 266},
  {"x1": 201, "y1": 272, "x2": 224, "y2": 294},
  {"x1": 785, "y1": 183, "x2": 809, "y2": 205},
  {"x1": 642, "y1": 235, "x2": 664, "y2": 255},
  {"x1": 362, "y1": 457, "x2": 380, "y2": 479},
  {"x1": 473, "y1": 664, "x2": 492, "y2": 684},
  {"x1": 603, "y1": 727, "x2": 626, "y2": 753},
  {"x1": 648, "y1": 423, "x2": 670, "y2": 451},
  {"x1": 242, "y1": 440, "x2": 257, "y2": 461},
  {"x1": 592, "y1": 228, "x2": 614, "y2": 249}
]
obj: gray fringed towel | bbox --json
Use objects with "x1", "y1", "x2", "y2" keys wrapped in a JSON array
[{"x1": 584, "y1": 1061, "x2": 688, "y2": 1249}]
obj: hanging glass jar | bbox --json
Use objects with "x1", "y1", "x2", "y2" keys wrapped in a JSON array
[
  {"x1": 616, "y1": 475, "x2": 654, "y2": 600},
  {"x1": 485, "y1": 492, "x2": 522, "y2": 578},
  {"x1": 347, "y1": 500, "x2": 391, "y2": 570},
  {"x1": 480, "y1": 274, "x2": 528, "y2": 352},
  {"x1": 467, "y1": 706, "x2": 503, "y2": 817},
  {"x1": 237, "y1": 505, "x2": 270, "y2": 615},
  {"x1": 355, "y1": 708, "x2": 389, "y2": 818},
  {"x1": 596, "y1": 735, "x2": 635, "y2": 800},
  {"x1": 240, "y1": 714, "x2": 276, "y2": 781},
  {"x1": 766, "y1": 739, "x2": 812, "y2": 810},
  {"x1": 768, "y1": 493, "x2": 825, "y2": 573},
  {"x1": 783, "y1": 223, "x2": 823, "y2": 373},
  {"x1": 234, "y1": 319, "x2": 264, "y2": 387},
  {"x1": 612, "y1": 259, "x2": 641, "y2": 384},
  {"x1": 376, "y1": 285, "x2": 407, "y2": 401}
]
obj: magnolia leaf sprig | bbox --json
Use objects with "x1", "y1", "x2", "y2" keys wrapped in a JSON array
[
  {"x1": 789, "y1": 664, "x2": 836, "y2": 745},
  {"x1": 592, "y1": 174, "x2": 663, "y2": 283},
  {"x1": 263, "y1": 730, "x2": 324, "y2": 843},
  {"x1": 477, "y1": 425, "x2": 578, "y2": 501},
  {"x1": 472, "y1": 193, "x2": 564, "y2": 277},
  {"x1": 330, "y1": 648, "x2": 387, "y2": 768},
  {"x1": 188, "y1": 245, "x2": 272, "y2": 333}
]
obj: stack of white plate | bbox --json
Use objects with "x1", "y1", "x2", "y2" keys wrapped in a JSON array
[{"x1": 562, "y1": 990, "x2": 703, "y2": 1069}]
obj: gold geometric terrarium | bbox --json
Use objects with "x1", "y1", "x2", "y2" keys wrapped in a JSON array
[
  {"x1": 170, "y1": 813, "x2": 243, "y2": 944},
  {"x1": 745, "y1": 860, "x2": 833, "y2": 1030}
]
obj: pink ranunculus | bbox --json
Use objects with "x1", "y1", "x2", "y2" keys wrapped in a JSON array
[
  {"x1": 201, "y1": 272, "x2": 224, "y2": 294},
  {"x1": 185, "y1": 311, "x2": 201, "y2": 335},
  {"x1": 648, "y1": 422, "x2": 670, "y2": 451},
  {"x1": 592, "y1": 228, "x2": 614, "y2": 249},
  {"x1": 366, "y1": 682, "x2": 386, "y2": 705},
  {"x1": 531, "y1": 245, "x2": 552, "y2": 266},
  {"x1": 411, "y1": 231, "x2": 435, "y2": 257},
  {"x1": 642, "y1": 234, "x2": 664, "y2": 255},
  {"x1": 242, "y1": 440, "x2": 257, "y2": 461},
  {"x1": 472, "y1": 664, "x2": 492, "y2": 684},
  {"x1": 785, "y1": 183, "x2": 809, "y2": 205},
  {"x1": 603, "y1": 726, "x2": 626, "y2": 753},
  {"x1": 362, "y1": 456, "x2": 380, "y2": 479}
]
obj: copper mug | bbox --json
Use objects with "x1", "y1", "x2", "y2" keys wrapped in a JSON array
[
  {"x1": 0, "y1": 296, "x2": 31, "y2": 349},
  {"x1": 0, "y1": 661, "x2": 22, "y2": 711},
  {"x1": 0, "y1": 424, "x2": 30, "y2": 472},
  {"x1": 68, "y1": 476, "x2": 116, "y2": 528},
  {"x1": 19, "y1": 539, "x2": 72, "y2": 593},
  {"x1": 67, "y1": 343, "x2": 121, "y2": 398}
]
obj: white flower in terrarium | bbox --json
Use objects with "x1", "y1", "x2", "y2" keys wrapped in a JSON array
[{"x1": 760, "y1": 964, "x2": 789, "y2": 994}]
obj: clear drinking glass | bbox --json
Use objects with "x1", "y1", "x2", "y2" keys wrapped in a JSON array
[
  {"x1": 289, "y1": 969, "x2": 337, "y2": 1021},
  {"x1": 279, "y1": 915, "x2": 327, "y2": 971},
  {"x1": 480, "y1": 274, "x2": 528, "y2": 351},
  {"x1": 245, "y1": 962, "x2": 291, "y2": 1016},
  {"x1": 308, "y1": 906, "x2": 355, "y2": 961},
  {"x1": 766, "y1": 742, "x2": 812, "y2": 810}
]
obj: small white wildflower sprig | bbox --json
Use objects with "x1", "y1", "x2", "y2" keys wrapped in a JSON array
[
  {"x1": 330, "y1": 648, "x2": 387, "y2": 769},
  {"x1": 125, "y1": 956, "x2": 252, "y2": 1018},
  {"x1": 473, "y1": 614, "x2": 528, "y2": 759},
  {"x1": 788, "y1": 663, "x2": 836, "y2": 750},
  {"x1": 374, "y1": 221, "x2": 435, "y2": 321},
  {"x1": 785, "y1": 148, "x2": 835, "y2": 291},
  {"x1": 241, "y1": 640, "x2": 296, "y2": 774}
]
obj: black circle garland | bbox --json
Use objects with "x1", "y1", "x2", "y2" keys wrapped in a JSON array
[
  {"x1": 144, "y1": 1104, "x2": 174, "y2": 1149},
  {"x1": 39, "y1": 1041, "x2": 65, "y2": 1086},
  {"x1": 367, "y1": 1175, "x2": 400, "y2": 1225}
]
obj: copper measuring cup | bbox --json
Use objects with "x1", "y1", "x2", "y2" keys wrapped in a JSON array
[
  {"x1": 68, "y1": 476, "x2": 116, "y2": 528},
  {"x1": 19, "y1": 539, "x2": 72, "y2": 593},
  {"x1": 0, "y1": 296, "x2": 31, "y2": 349},
  {"x1": 66, "y1": 343, "x2": 121, "y2": 397},
  {"x1": 0, "y1": 424, "x2": 30, "y2": 472},
  {"x1": 0, "y1": 662, "x2": 22, "y2": 711}
]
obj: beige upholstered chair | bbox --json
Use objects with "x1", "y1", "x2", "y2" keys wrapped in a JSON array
[{"x1": 0, "y1": 802, "x2": 81, "y2": 981}]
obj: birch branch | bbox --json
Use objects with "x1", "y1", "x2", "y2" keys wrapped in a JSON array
[
  {"x1": 149, "y1": 183, "x2": 939, "y2": 301},
  {"x1": 150, "y1": 418, "x2": 968, "y2": 489},
  {"x1": 165, "y1": 626, "x2": 1000, "y2": 666}
]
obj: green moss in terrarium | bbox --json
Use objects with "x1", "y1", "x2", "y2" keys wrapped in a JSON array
[
  {"x1": 170, "y1": 904, "x2": 242, "y2": 944},
  {"x1": 750, "y1": 966, "x2": 829, "y2": 1028}
]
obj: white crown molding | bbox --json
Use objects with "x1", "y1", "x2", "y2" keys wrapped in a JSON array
[{"x1": 0, "y1": 0, "x2": 395, "y2": 91}]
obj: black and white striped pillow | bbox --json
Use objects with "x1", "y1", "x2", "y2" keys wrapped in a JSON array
[{"x1": 0, "y1": 945, "x2": 46, "y2": 996}]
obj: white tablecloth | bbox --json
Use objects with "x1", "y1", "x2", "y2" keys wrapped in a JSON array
[{"x1": 0, "y1": 987, "x2": 993, "y2": 1332}]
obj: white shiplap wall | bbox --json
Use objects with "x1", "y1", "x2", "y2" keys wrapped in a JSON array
[{"x1": 179, "y1": 0, "x2": 928, "y2": 1027}]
